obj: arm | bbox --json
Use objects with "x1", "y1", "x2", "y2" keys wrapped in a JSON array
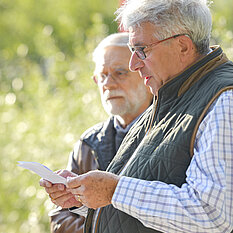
[
  {"x1": 50, "y1": 140, "x2": 99, "y2": 233},
  {"x1": 111, "y1": 90, "x2": 233, "y2": 232}
]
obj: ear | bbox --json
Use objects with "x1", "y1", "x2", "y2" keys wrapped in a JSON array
[
  {"x1": 177, "y1": 35, "x2": 195, "y2": 63},
  {"x1": 92, "y1": 75, "x2": 98, "y2": 84}
]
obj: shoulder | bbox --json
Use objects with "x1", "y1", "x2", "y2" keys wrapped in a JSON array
[
  {"x1": 198, "y1": 89, "x2": 233, "y2": 133},
  {"x1": 207, "y1": 89, "x2": 233, "y2": 114},
  {"x1": 71, "y1": 117, "x2": 114, "y2": 156},
  {"x1": 80, "y1": 117, "x2": 114, "y2": 141},
  {"x1": 211, "y1": 59, "x2": 233, "y2": 83}
]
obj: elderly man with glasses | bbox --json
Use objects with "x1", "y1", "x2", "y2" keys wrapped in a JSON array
[
  {"x1": 39, "y1": 32, "x2": 152, "y2": 233},
  {"x1": 41, "y1": 1, "x2": 233, "y2": 233}
]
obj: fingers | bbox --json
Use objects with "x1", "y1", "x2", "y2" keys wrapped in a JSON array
[
  {"x1": 63, "y1": 196, "x2": 83, "y2": 209},
  {"x1": 49, "y1": 192, "x2": 83, "y2": 209},
  {"x1": 39, "y1": 170, "x2": 78, "y2": 190},
  {"x1": 40, "y1": 176, "x2": 66, "y2": 191},
  {"x1": 67, "y1": 185, "x2": 84, "y2": 195},
  {"x1": 56, "y1": 169, "x2": 77, "y2": 178},
  {"x1": 74, "y1": 194, "x2": 90, "y2": 208},
  {"x1": 39, "y1": 178, "x2": 66, "y2": 205},
  {"x1": 66, "y1": 176, "x2": 82, "y2": 189},
  {"x1": 50, "y1": 192, "x2": 73, "y2": 205},
  {"x1": 48, "y1": 189, "x2": 68, "y2": 200},
  {"x1": 66, "y1": 174, "x2": 92, "y2": 207},
  {"x1": 39, "y1": 178, "x2": 52, "y2": 188},
  {"x1": 39, "y1": 170, "x2": 82, "y2": 208},
  {"x1": 66, "y1": 170, "x2": 120, "y2": 209},
  {"x1": 46, "y1": 187, "x2": 69, "y2": 207},
  {"x1": 75, "y1": 194, "x2": 82, "y2": 203},
  {"x1": 42, "y1": 170, "x2": 119, "y2": 209},
  {"x1": 44, "y1": 184, "x2": 65, "y2": 196}
]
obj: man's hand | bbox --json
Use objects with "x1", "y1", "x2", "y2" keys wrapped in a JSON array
[
  {"x1": 39, "y1": 169, "x2": 83, "y2": 208},
  {"x1": 66, "y1": 170, "x2": 120, "y2": 209}
]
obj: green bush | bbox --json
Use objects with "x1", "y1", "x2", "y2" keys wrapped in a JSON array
[{"x1": 0, "y1": 0, "x2": 118, "y2": 232}]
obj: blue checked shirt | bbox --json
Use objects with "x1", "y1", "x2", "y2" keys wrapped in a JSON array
[{"x1": 112, "y1": 90, "x2": 233, "y2": 233}]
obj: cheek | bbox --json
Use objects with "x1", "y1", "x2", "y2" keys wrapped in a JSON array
[
  {"x1": 144, "y1": 58, "x2": 157, "y2": 73},
  {"x1": 147, "y1": 50, "x2": 171, "y2": 73},
  {"x1": 125, "y1": 84, "x2": 141, "y2": 99},
  {"x1": 118, "y1": 81, "x2": 132, "y2": 92},
  {"x1": 149, "y1": 59, "x2": 171, "y2": 80}
]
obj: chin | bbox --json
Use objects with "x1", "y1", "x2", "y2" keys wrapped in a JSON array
[{"x1": 104, "y1": 104, "x2": 127, "y2": 116}]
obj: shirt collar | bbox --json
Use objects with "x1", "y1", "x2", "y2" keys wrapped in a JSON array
[{"x1": 113, "y1": 115, "x2": 141, "y2": 134}]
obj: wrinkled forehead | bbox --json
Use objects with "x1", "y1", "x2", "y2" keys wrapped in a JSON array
[
  {"x1": 129, "y1": 22, "x2": 159, "y2": 46},
  {"x1": 94, "y1": 46, "x2": 131, "y2": 73}
]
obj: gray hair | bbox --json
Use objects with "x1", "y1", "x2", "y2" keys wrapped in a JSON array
[
  {"x1": 116, "y1": 0, "x2": 212, "y2": 54},
  {"x1": 92, "y1": 32, "x2": 129, "y2": 63}
]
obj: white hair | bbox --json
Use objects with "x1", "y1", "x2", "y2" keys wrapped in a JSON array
[
  {"x1": 92, "y1": 32, "x2": 129, "y2": 63},
  {"x1": 116, "y1": 0, "x2": 212, "y2": 54}
]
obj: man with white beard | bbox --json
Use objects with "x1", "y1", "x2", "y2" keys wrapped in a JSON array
[{"x1": 41, "y1": 32, "x2": 153, "y2": 233}]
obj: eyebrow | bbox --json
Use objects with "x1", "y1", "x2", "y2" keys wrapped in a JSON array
[
  {"x1": 128, "y1": 38, "x2": 144, "y2": 46},
  {"x1": 111, "y1": 67, "x2": 129, "y2": 71},
  {"x1": 131, "y1": 42, "x2": 144, "y2": 47}
]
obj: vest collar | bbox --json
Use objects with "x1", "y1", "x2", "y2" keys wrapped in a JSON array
[{"x1": 157, "y1": 46, "x2": 228, "y2": 104}]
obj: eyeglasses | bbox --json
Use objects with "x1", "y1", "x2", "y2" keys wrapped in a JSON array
[
  {"x1": 95, "y1": 68, "x2": 129, "y2": 83},
  {"x1": 127, "y1": 34, "x2": 189, "y2": 60}
]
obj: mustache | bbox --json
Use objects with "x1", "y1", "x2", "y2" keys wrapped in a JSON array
[{"x1": 103, "y1": 90, "x2": 125, "y2": 100}]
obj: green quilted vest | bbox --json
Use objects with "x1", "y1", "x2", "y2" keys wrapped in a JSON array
[{"x1": 85, "y1": 47, "x2": 233, "y2": 233}]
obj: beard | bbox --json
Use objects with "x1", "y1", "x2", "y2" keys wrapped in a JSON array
[
  {"x1": 102, "y1": 98, "x2": 129, "y2": 116},
  {"x1": 101, "y1": 85, "x2": 149, "y2": 117}
]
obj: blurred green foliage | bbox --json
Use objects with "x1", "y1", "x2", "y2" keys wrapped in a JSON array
[
  {"x1": 211, "y1": 0, "x2": 233, "y2": 60},
  {"x1": 0, "y1": 0, "x2": 232, "y2": 232},
  {"x1": 0, "y1": 0, "x2": 118, "y2": 232}
]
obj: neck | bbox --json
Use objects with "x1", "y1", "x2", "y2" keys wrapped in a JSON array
[
  {"x1": 188, "y1": 50, "x2": 207, "y2": 68},
  {"x1": 115, "y1": 115, "x2": 131, "y2": 129}
]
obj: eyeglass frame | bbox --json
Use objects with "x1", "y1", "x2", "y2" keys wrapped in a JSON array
[{"x1": 127, "y1": 33, "x2": 190, "y2": 60}]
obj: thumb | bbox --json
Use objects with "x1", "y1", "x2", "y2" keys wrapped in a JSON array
[{"x1": 67, "y1": 176, "x2": 81, "y2": 189}]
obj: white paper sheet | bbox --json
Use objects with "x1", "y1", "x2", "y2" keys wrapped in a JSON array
[{"x1": 17, "y1": 161, "x2": 67, "y2": 185}]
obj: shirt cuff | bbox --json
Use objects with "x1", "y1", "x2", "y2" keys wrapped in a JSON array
[{"x1": 69, "y1": 205, "x2": 88, "y2": 217}]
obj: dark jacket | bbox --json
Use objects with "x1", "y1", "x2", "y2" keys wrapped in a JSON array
[
  {"x1": 85, "y1": 47, "x2": 233, "y2": 233},
  {"x1": 50, "y1": 117, "x2": 127, "y2": 233}
]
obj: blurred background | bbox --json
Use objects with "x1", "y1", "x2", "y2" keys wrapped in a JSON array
[{"x1": 0, "y1": 0, "x2": 232, "y2": 232}]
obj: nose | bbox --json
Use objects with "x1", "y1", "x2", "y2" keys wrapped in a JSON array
[
  {"x1": 101, "y1": 74, "x2": 118, "y2": 90},
  {"x1": 129, "y1": 52, "x2": 144, "y2": 72}
]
